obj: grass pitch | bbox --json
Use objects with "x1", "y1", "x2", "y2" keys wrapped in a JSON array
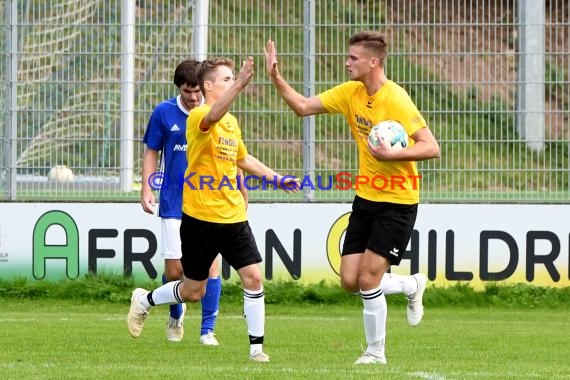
[{"x1": 0, "y1": 300, "x2": 568, "y2": 380}]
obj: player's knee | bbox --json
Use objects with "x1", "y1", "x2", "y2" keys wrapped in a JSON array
[
  {"x1": 164, "y1": 260, "x2": 184, "y2": 281},
  {"x1": 164, "y1": 268, "x2": 183, "y2": 281},
  {"x1": 357, "y1": 272, "x2": 378, "y2": 290},
  {"x1": 340, "y1": 269, "x2": 359, "y2": 292},
  {"x1": 241, "y1": 273, "x2": 262, "y2": 290},
  {"x1": 237, "y1": 263, "x2": 263, "y2": 290},
  {"x1": 340, "y1": 277, "x2": 359, "y2": 293}
]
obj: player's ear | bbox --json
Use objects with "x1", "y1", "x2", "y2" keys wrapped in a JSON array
[{"x1": 203, "y1": 79, "x2": 213, "y2": 93}]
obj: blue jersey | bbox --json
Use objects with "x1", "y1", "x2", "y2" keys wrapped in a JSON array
[{"x1": 142, "y1": 96, "x2": 188, "y2": 219}]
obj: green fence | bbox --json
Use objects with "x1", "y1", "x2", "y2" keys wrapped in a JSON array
[{"x1": 1, "y1": 0, "x2": 568, "y2": 202}]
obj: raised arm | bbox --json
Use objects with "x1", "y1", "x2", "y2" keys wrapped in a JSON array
[
  {"x1": 264, "y1": 39, "x2": 327, "y2": 117},
  {"x1": 200, "y1": 57, "x2": 255, "y2": 132}
]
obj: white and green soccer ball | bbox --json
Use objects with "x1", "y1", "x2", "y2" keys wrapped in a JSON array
[{"x1": 368, "y1": 120, "x2": 409, "y2": 150}]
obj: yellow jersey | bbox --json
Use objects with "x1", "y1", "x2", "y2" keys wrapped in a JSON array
[
  {"x1": 182, "y1": 104, "x2": 248, "y2": 223},
  {"x1": 318, "y1": 80, "x2": 426, "y2": 204}
]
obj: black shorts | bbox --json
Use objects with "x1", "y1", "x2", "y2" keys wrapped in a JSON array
[
  {"x1": 180, "y1": 213, "x2": 262, "y2": 281},
  {"x1": 341, "y1": 195, "x2": 418, "y2": 265}
]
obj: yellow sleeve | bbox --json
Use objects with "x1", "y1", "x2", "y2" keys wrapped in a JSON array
[
  {"x1": 318, "y1": 82, "x2": 357, "y2": 114},
  {"x1": 389, "y1": 89, "x2": 427, "y2": 137},
  {"x1": 186, "y1": 104, "x2": 209, "y2": 142}
]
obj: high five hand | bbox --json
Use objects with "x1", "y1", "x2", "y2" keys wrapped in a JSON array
[
  {"x1": 236, "y1": 56, "x2": 255, "y2": 88},
  {"x1": 264, "y1": 39, "x2": 279, "y2": 77}
]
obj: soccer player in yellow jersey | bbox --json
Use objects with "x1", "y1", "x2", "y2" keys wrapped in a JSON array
[
  {"x1": 128, "y1": 57, "x2": 298, "y2": 363},
  {"x1": 264, "y1": 31, "x2": 440, "y2": 364}
]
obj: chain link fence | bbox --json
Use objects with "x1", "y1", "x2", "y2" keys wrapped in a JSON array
[{"x1": 0, "y1": 0, "x2": 568, "y2": 202}]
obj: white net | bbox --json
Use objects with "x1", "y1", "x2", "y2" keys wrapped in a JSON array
[{"x1": 16, "y1": 0, "x2": 104, "y2": 170}]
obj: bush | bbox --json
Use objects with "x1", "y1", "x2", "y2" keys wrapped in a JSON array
[{"x1": 0, "y1": 274, "x2": 568, "y2": 309}]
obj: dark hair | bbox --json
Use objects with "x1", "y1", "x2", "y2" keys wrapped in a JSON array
[
  {"x1": 348, "y1": 31, "x2": 388, "y2": 65},
  {"x1": 173, "y1": 59, "x2": 201, "y2": 88},
  {"x1": 196, "y1": 58, "x2": 235, "y2": 96}
]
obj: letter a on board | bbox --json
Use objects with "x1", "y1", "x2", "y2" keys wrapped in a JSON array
[{"x1": 33, "y1": 210, "x2": 80, "y2": 279}]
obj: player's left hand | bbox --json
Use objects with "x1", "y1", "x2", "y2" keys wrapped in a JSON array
[
  {"x1": 264, "y1": 40, "x2": 279, "y2": 78},
  {"x1": 367, "y1": 137, "x2": 395, "y2": 161},
  {"x1": 236, "y1": 56, "x2": 255, "y2": 89},
  {"x1": 278, "y1": 176, "x2": 300, "y2": 193}
]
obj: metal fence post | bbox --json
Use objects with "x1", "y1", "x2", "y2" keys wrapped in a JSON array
[
  {"x1": 4, "y1": 0, "x2": 18, "y2": 200},
  {"x1": 517, "y1": 0, "x2": 545, "y2": 152},
  {"x1": 120, "y1": 0, "x2": 135, "y2": 192},
  {"x1": 303, "y1": 0, "x2": 316, "y2": 201},
  {"x1": 193, "y1": 0, "x2": 209, "y2": 61}
]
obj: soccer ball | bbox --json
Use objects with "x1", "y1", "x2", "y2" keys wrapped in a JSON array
[
  {"x1": 368, "y1": 120, "x2": 409, "y2": 150},
  {"x1": 48, "y1": 165, "x2": 75, "y2": 183}
]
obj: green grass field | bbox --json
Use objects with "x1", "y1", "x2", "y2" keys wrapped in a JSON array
[{"x1": 1, "y1": 299, "x2": 568, "y2": 380}]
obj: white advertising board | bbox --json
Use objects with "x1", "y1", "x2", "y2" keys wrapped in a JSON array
[{"x1": 0, "y1": 203, "x2": 568, "y2": 289}]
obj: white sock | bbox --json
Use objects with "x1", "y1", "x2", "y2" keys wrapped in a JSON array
[
  {"x1": 139, "y1": 280, "x2": 183, "y2": 309},
  {"x1": 381, "y1": 273, "x2": 418, "y2": 296},
  {"x1": 361, "y1": 285, "x2": 387, "y2": 357},
  {"x1": 244, "y1": 287, "x2": 265, "y2": 353},
  {"x1": 250, "y1": 343, "x2": 263, "y2": 355}
]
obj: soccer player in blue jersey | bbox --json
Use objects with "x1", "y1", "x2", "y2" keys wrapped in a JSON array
[{"x1": 140, "y1": 59, "x2": 244, "y2": 345}]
